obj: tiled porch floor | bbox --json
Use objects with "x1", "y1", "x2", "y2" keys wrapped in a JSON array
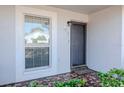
[{"x1": 3, "y1": 67, "x2": 100, "y2": 87}]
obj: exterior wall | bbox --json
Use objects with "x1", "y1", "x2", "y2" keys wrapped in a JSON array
[
  {"x1": 0, "y1": 5, "x2": 88, "y2": 85},
  {"x1": 121, "y1": 6, "x2": 124, "y2": 68},
  {"x1": 1, "y1": 5, "x2": 123, "y2": 85},
  {"x1": 27, "y1": 5, "x2": 88, "y2": 74},
  {"x1": 87, "y1": 6, "x2": 122, "y2": 72},
  {"x1": 0, "y1": 6, "x2": 16, "y2": 85}
]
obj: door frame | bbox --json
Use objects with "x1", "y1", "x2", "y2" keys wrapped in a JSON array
[{"x1": 69, "y1": 21, "x2": 87, "y2": 69}]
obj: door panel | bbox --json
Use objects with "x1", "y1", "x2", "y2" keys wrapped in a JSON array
[{"x1": 70, "y1": 23, "x2": 86, "y2": 67}]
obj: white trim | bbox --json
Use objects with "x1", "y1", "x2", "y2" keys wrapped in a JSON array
[
  {"x1": 15, "y1": 6, "x2": 57, "y2": 82},
  {"x1": 24, "y1": 66, "x2": 50, "y2": 72},
  {"x1": 121, "y1": 6, "x2": 124, "y2": 69}
]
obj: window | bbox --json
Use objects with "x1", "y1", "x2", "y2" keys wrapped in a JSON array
[{"x1": 24, "y1": 15, "x2": 50, "y2": 69}]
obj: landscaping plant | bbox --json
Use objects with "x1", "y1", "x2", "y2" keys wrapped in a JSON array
[
  {"x1": 28, "y1": 80, "x2": 44, "y2": 87},
  {"x1": 97, "y1": 68, "x2": 124, "y2": 87},
  {"x1": 54, "y1": 79, "x2": 86, "y2": 87},
  {"x1": 108, "y1": 68, "x2": 124, "y2": 80}
]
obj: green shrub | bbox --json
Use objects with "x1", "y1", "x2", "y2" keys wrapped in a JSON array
[
  {"x1": 97, "y1": 68, "x2": 124, "y2": 87},
  {"x1": 54, "y1": 79, "x2": 86, "y2": 87},
  {"x1": 28, "y1": 80, "x2": 43, "y2": 87},
  {"x1": 108, "y1": 68, "x2": 124, "y2": 80}
]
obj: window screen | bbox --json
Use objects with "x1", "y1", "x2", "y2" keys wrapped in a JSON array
[{"x1": 24, "y1": 15, "x2": 50, "y2": 69}]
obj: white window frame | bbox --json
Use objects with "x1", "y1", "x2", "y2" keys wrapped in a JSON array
[
  {"x1": 24, "y1": 13, "x2": 52, "y2": 71},
  {"x1": 15, "y1": 6, "x2": 57, "y2": 82}
]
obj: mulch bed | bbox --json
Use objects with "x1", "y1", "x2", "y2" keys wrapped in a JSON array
[{"x1": 3, "y1": 68, "x2": 101, "y2": 87}]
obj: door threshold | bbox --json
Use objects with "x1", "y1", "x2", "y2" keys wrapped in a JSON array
[{"x1": 71, "y1": 65, "x2": 86, "y2": 69}]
